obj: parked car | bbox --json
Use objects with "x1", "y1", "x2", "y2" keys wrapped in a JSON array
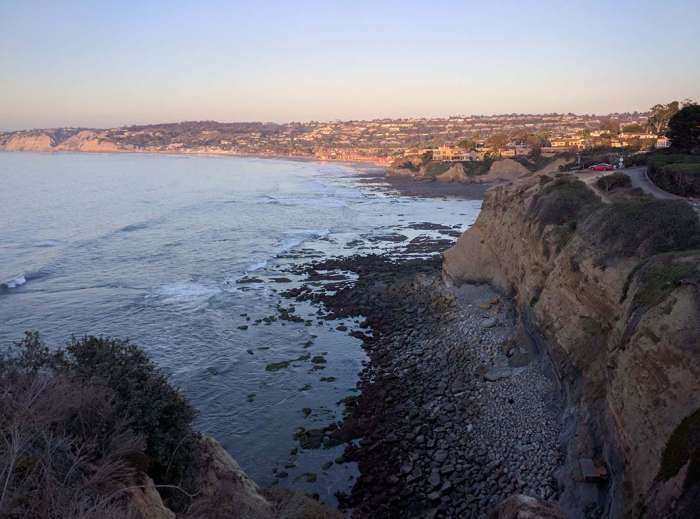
[{"x1": 589, "y1": 163, "x2": 615, "y2": 171}]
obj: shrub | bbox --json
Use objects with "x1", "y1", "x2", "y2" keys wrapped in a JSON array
[
  {"x1": 596, "y1": 172, "x2": 631, "y2": 192},
  {"x1": 633, "y1": 253, "x2": 700, "y2": 310},
  {"x1": 1, "y1": 333, "x2": 200, "y2": 512},
  {"x1": 462, "y1": 160, "x2": 491, "y2": 177},
  {"x1": 657, "y1": 163, "x2": 700, "y2": 196},
  {"x1": 647, "y1": 152, "x2": 700, "y2": 196},
  {"x1": 59, "y1": 336, "x2": 198, "y2": 494},
  {"x1": 528, "y1": 176, "x2": 601, "y2": 228},
  {"x1": 0, "y1": 334, "x2": 145, "y2": 518},
  {"x1": 586, "y1": 198, "x2": 700, "y2": 257},
  {"x1": 390, "y1": 159, "x2": 418, "y2": 172},
  {"x1": 423, "y1": 160, "x2": 451, "y2": 177},
  {"x1": 657, "y1": 406, "x2": 700, "y2": 486}
]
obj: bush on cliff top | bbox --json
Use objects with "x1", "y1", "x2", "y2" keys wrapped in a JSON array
[
  {"x1": 528, "y1": 176, "x2": 601, "y2": 228},
  {"x1": 587, "y1": 198, "x2": 700, "y2": 257},
  {"x1": 0, "y1": 335, "x2": 144, "y2": 517},
  {"x1": 0, "y1": 333, "x2": 200, "y2": 513},
  {"x1": 595, "y1": 172, "x2": 631, "y2": 192}
]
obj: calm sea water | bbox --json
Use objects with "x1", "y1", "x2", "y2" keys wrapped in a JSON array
[{"x1": 0, "y1": 152, "x2": 481, "y2": 503}]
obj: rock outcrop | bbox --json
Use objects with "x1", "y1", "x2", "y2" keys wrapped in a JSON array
[
  {"x1": 484, "y1": 158, "x2": 531, "y2": 181},
  {"x1": 2, "y1": 132, "x2": 54, "y2": 151},
  {"x1": 443, "y1": 174, "x2": 700, "y2": 518},
  {"x1": 54, "y1": 130, "x2": 125, "y2": 152},
  {"x1": 436, "y1": 163, "x2": 469, "y2": 183},
  {"x1": 126, "y1": 435, "x2": 341, "y2": 519}
]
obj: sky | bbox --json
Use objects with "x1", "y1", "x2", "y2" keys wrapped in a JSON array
[{"x1": 1, "y1": 0, "x2": 699, "y2": 130}]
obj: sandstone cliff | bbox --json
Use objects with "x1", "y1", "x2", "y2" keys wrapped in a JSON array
[
  {"x1": 483, "y1": 158, "x2": 531, "y2": 181},
  {"x1": 2, "y1": 132, "x2": 55, "y2": 151},
  {"x1": 54, "y1": 130, "x2": 126, "y2": 152},
  {"x1": 436, "y1": 163, "x2": 469, "y2": 183},
  {"x1": 443, "y1": 174, "x2": 700, "y2": 518}
]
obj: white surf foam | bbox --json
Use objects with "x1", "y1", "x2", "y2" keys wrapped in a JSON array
[
  {"x1": 1, "y1": 274, "x2": 26, "y2": 289},
  {"x1": 278, "y1": 229, "x2": 330, "y2": 253},
  {"x1": 246, "y1": 260, "x2": 269, "y2": 272},
  {"x1": 153, "y1": 282, "x2": 221, "y2": 307}
]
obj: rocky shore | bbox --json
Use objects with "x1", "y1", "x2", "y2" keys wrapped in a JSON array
[{"x1": 282, "y1": 253, "x2": 564, "y2": 518}]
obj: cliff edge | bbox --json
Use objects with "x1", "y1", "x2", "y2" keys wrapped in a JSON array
[{"x1": 443, "y1": 174, "x2": 700, "y2": 518}]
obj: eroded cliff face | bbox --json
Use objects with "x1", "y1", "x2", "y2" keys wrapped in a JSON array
[
  {"x1": 0, "y1": 129, "x2": 127, "y2": 153},
  {"x1": 443, "y1": 175, "x2": 700, "y2": 518}
]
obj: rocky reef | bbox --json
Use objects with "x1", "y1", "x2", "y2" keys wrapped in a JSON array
[{"x1": 443, "y1": 173, "x2": 700, "y2": 517}]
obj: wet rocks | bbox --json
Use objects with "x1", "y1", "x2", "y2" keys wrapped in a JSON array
[
  {"x1": 483, "y1": 367, "x2": 512, "y2": 382},
  {"x1": 279, "y1": 254, "x2": 562, "y2": 518},
  {"x1": 480, "y1": 317, "x2": 498, "y2": 329}
]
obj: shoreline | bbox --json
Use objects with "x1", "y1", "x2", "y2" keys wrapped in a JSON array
[
  {"x1": 280, "y1": 252, "x2": 563, "y2": 517},
  {"x1": 0, "y1": 147, "x2": 493, "y2": 200},
  {"x1": 0, "y1": 146, "x2": 391, "y2": 169}
]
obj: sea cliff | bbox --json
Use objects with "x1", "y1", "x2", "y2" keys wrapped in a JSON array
[{"x1": 443, "y1": 174, "x2": 700, "y2": 517}]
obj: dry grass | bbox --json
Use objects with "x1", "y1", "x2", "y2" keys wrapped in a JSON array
[{"x1": 0, "y1": 368, "x2": 145, "y2": 518}]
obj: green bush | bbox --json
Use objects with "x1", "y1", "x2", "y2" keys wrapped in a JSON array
[
  {"x1": 60, "y1": 337, "x2": 198, "y2": 491},
  {"x1": 657, "y1": 405, "x2": 700, "y2": 486},
  {"x1": 648, "y1": 154, "x2": 700, "y2": 196},
  {"x1": 515, "y1": 154, "x2": 553, "y2": 172},
  {"x1": 423, "y1": 160, "x2": 451, "y2": 177},
  {"x1": 596, "y1": 172, "x2": 631, "y2": 192},
  {"x1": 586, "y1": 198, "x2": 700, "y2": 257},
  {"x1": 462, "y1": 160, "x2": 491, "y2": 177},
  {"x1": 528, "y1": 176, "x2": 601, "y2": 228},
  {"x1": 0, "y1": 367, "x2": 144, "y2": 517},
  {"x1": 633, "y1": 254, "x2": 700, "y2": 310},
  {"x1": 2, "y1": 333, "x2": 200, "y2": 511}
]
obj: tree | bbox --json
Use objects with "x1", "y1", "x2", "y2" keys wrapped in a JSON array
[
  {"x1": 622, "y1": 123, "x2": 644, "y2": 134},
  {"x1": 647, "y1": 101, "x2": 680, "y2": 135},
  {"x1": 600, "y1": 119, "x2": 621, "y2": 135},
  {"x1": 486, "y1": 132, "x2": 508, "y2": 150},
  {"x1": 457, "y1": 138, "x2": 476, "y2": 150},
  {"x1": 667, "y1": 104, "x2": 700, "y2": 153}
]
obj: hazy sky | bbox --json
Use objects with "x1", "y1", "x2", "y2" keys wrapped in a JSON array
[{"x1": 1, "y1": 0, "x2": 699, "y2": 130}]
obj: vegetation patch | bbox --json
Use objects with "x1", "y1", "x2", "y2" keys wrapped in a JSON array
[
  {"x1": 462, "y1": 159, "x2": 492, "y2": 176},
  {"x1": 648, "y1": 152, "x2": 700, "y2": 196},
  {"x1": 514, "y1": 154, "x2": 553, "y2": 172},
  {"x1": 423, "y1": 160, "x2": 451, "y2": 177},
  {"x1": 586, "y1": 198, "x2": 700, "y2": 257},
  {"x1": 528, "y1": 176, "x2": 601, "y2": 230},
  {"x1": 0, "y1": 333, "x2": 200, "y2": 514},
  {"x1": 657, "y1": 406, "x2": 700, "y2": 488},
  {"x1": 595, "y1": 172, "x2": 631, "y2": 192},
  {"x1": 632, "y1": 254, "x2": 700, "y2": 310}
]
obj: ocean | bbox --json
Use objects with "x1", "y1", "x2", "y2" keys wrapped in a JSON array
[{"x1": 0, "y1": 151, "x2": 481, "y2": 503}]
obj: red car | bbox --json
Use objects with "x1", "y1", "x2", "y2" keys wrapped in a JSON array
[{"x1": 589, "y1": 163, "x2": 615, "y2": 171}]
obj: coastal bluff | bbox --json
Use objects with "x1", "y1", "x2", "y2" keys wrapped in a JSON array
[{"x1": 443, "y1": 174, "x2": 700, "y2": 517}]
